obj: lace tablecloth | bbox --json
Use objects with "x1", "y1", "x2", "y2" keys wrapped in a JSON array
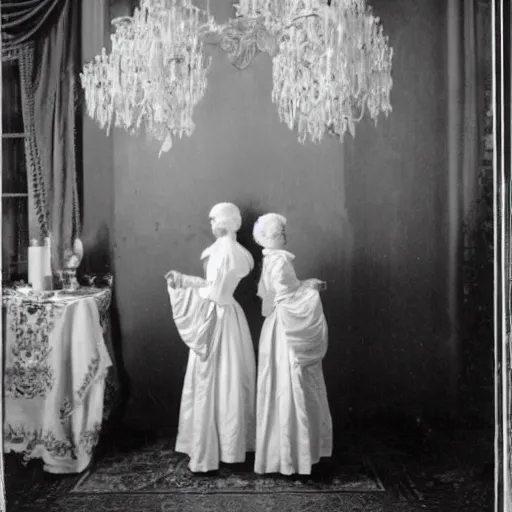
[{"x1": 3, "y1": 287, "x2": 112, "y2": 474}]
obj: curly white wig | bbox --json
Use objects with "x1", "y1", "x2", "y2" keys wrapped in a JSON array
[
  {"x1": 253, "y1": 213, "x2": 287, "y2": 247},
  {"x1": 209, "y1": 202, "x2": 242, "y2": 233}
]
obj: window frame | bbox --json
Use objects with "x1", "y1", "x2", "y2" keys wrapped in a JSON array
[{"x1": 2, "y1": 49, "x2": 37, "y2": 282}]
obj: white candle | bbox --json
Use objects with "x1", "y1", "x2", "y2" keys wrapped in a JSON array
[{"x1": 28, "y1": 245, "x2": 45, "y2": 292}]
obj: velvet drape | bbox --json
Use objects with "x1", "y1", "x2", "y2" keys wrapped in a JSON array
[
  {"x1": 446, "y1": 0, "x2": 488, "y2": 409},
  {"x1": 1, "y1": 0, "x2": 80, "y2": 269},
  {"x1": 1, "y1": 0, "x2": 65, "y2": 49},
  {"x1": 33, "y1": 0, "x2": 81, "y2": 269}
]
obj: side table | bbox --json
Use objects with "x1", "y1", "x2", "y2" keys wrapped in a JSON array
[{"x1": 3, "y1": 287, "x2": 113, "y2": 474}]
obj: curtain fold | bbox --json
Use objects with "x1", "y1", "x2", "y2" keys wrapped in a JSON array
[
  {"x1": 2, "y1": 0, "x2": 81, "y2": 270},
  {"x1": 461, "y1": 0, "x2": 481, "y2": 220},
  {"x1": 446, "y1": 0, "x2": 485, "y2": 410},
  {"x1": 1, "y1": 0, "x2": 64, "y2": 48},
  {"x1": 33, "y1": 0, "x2": 80, "y2": 270}
]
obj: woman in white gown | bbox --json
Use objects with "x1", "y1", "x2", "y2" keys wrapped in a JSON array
[
  {"x1": 253, "y1": 213, "x2": 333, "y2": 475},
  {"x1": 165, "y1": 202, "x2": 256, "y2": 472}
]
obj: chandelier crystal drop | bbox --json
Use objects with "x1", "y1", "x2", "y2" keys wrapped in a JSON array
[
  {"x1": 80, "y1": 0, "x2": 217, "y2": 156},
  {"x1": 235, "y1": 0, "x2": 393, "y2": 144},
  {"x1": 80, "y1": 0, "x2": 393, "y2": 155}
]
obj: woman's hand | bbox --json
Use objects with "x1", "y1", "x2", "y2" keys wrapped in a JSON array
[
  {"x1": 303, "y1": 278, "x2": 327, "y2": 291},
  {"x1": 165, "y1": 270, "x2": 182, "y2": 289}
]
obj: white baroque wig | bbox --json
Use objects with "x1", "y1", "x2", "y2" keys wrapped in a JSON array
[
  {"x1": 253, "y1": 213, "x2": 287, "y2": 247},
  {"x1": 209, "y1": 202, "x2": 243, "y2": 233}
]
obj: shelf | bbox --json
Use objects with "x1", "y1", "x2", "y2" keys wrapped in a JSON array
[
  {"x1": 2, "y1": 193, "x2": 28, "y2": 198},
  {"x1": 2, "y1": 133, "x2": 25, "y2": 139}
]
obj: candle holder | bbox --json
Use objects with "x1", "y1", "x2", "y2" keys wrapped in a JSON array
[
  {"x1": 60, "y1": 238, "x2": 84, "y2": 291},
  {"x1": 59, "y1": 269, "x2": 80, "y2": 291}
]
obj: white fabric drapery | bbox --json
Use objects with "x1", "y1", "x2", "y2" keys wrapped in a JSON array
[
  {"x1": 167, "y1": 235, "x2": 256, "y2": 472},
  {"x1": 3, "y1": 290, "x2": 112, "y2": 473},
  {"x1": 255, "y1": 249, "x2": 332, "y2": 475}
]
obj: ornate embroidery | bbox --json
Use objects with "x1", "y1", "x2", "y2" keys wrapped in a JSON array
[
  {"x1": 4, "y1": 366, "x2": 54, "y2": 400},
  {"x1": 4, "y1": 300, "x2": 64, "y2": 399},
  {"x1": 5, "y1": 422, "x2": 104, "y2": 464},
  {"x1": 3, "y1": 288, "x2": 113, "y2": 471},
  {"x1": 80, "y1": 422, "x2": 102, "y2": 456},
  {"x1": 76, "y1": 356, "x2": 100, "y2": 401},
  {"x1": 4, "y1": 425, "x2": 77, "y2": 465},
  {"x1": 59, "y1": 398, "x2": 73, "y2": 422},
  {"x1": 94, "y1": 292, "x2": 111, "y2": 333}
]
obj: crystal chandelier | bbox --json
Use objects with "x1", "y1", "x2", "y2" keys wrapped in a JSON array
[
  {"x1": 234, "y1": 0, "x2": 393, "y2": 144},
  {"x1": 80, "y1": 0, "x2": 393, "y2": 154},
  {"x1": 80, "y1": 0, "x2": 217, "y2": 156}
]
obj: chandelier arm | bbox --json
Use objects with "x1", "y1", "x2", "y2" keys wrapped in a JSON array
[
  {"x1": 285, "y1": 11, "x2": 322, "y2": 29},
  {"x1": 111, "y1": 16, "x2": 134, "y2": 27},
  {"x1": 355, "y1": 99, "x2": 366, "y2": 122}
]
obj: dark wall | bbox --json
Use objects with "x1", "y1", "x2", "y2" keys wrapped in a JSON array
[
  {"x1": 342, "y1": 0, "x2": 452, "y2": 416},
  {"x1": 84, "y1": 0, "x2": 454, "y2": 431},
  {"x1": 81, "y1": 0, "x2": 114, "y2": 274}
]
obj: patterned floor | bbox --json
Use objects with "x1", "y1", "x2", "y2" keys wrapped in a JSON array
[
  {"x1": 4, "y1": 426, "x2": 493, "y2": 512},
  {"x1": 71, "y1": 436, "x2": 383, "y2": 494}
]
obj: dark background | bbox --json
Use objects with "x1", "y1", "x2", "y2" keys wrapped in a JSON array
[{"x1": 80, "y1": 0, "x2": 493, "y2": 434}]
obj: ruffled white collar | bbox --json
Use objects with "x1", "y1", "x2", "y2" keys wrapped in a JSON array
[{"x1": 262, "y1": 248, "x2": 295, "y2": 260}]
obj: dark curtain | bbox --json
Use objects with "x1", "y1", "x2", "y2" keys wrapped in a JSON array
[
  {"x1": 1, "y1": 0, "x2": 81, "y2": 270},
  {"x1": 33, "y1": 0, "x2": 81, "y2": 269},
  {"x1": 446, "y1": 0, "x2": 488, "y2": 410},
  {"x1": 1, "y1": 0, "x2": 65, "y2": 49}
]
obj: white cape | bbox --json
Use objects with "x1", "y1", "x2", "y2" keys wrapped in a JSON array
[
  {"x1": 255, "y1": 249, "x2": 333, "y2": 475},
  {"x1": 168, "y1": 235, "x2": 256, "y2": 472}
]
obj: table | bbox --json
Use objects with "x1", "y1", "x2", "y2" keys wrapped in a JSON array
[{"x1": 3, "y1": 287, "x2": 113, "y2": 474}]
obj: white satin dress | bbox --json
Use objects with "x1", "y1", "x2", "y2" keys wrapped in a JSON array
[
  {"x1": 167, "y1": 234, "x2": 256, "y2": 472},
  {"x1": 254, "y1": 249, "x2": 333, "y2": 475}
]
